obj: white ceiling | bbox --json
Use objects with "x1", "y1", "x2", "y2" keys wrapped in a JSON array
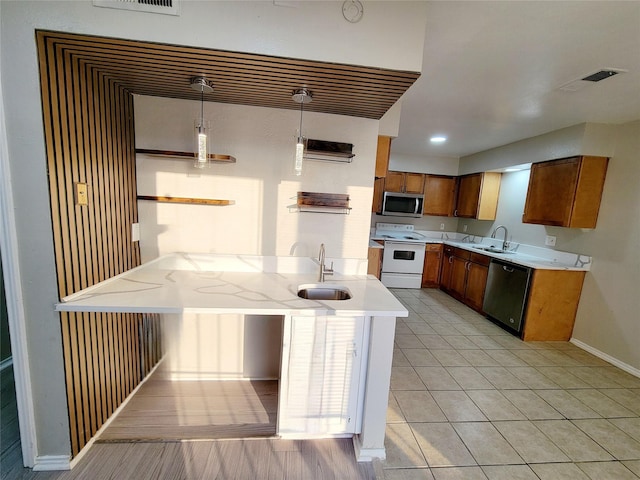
[{"x1": 391, "y1": 1, "x2": 640, "y2": 159}]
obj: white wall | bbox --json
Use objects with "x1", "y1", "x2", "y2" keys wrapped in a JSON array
[
  {"x1": 459, "y1": 121, "x2": 640, "y2": 371},
  {"x1": 0, "y1": 0, "x2": 427, "y2": 462},
  {"x1": 390, "y1": 152, "x2": 459, "y2": 176},
  {"x1": 135, "y1": 95, "x2": 378, "y2": 261}
]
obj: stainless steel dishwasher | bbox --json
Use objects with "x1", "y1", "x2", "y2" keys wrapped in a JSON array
[{"x1": 483, "y1": 259, "x2": 532, "y2": 335}]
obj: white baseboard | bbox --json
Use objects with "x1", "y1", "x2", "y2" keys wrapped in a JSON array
[
  {"x1": 352, "y1": 435, "x2": 386, "y2": 462},
  {"x1": 0, "y1": 356, "x2": 13, "y2": 371},
  {"x1": 33, "y1": 455, "x2": 71, "y2": 471},
  {"x1": 571, "y1": 338, "x2": 640, "y2": 378}
]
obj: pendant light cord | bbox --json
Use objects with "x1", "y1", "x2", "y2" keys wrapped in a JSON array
[
  {"x1": 200, "y1": 87, "x2": 204, "y2": 129},
  {"x1": 298, "y1": 98, "x2": 304, "y2": 140}
]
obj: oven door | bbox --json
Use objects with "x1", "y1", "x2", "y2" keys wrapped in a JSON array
[{"x1": 382, "y1": 241, "x2": 426, "y2": 275}]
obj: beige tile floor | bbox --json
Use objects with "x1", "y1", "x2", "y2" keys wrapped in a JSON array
[{"x1": 381, "y1": 288, "x2": 640, "y2": 480}]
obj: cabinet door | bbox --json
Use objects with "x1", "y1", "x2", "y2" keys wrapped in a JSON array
[
  {"x1": 422, "y1": 244, "x2": 443, "y2": 288},
  {"x1": 465, "y1": 262, "x2": 489, "y2": 312},
  {"x1": 280, "y1": 316, "x2": 364, "y2": 436},
  {"x1": 375, "y1": 136, "x2": 392, "y2": 178},
  {"x1": 385, "y1": 171, "x2": 405, "y2": 192},
  {"x1": 440, "y1": 248, "x2": 454, "y2": 292},
  {"x1": 449, "y1": 257, "x2": 468, "y2": 300},
  {"x1": 522, "y1": 157, "x2": 580, "y2": 227},
  {"x1": 455, "y1": 173, "x2": 482, "y2": 218},
  {"x1": 372, "y1": 177, "x2": 385, "y2": 213},
  {"x1": 423, "y1": 175, "x2": 457, "y2": 216},
  {"x1": 404, "y1": 173, "x2": 426, "y2": 194}
]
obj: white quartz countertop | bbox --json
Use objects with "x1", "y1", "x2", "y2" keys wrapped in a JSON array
[
  {"x1": 370, "y1": 230, "x2": 592, "y2": 271},
  {"x1": 56, "y1": 253, "x2": 409, "y2": 317},
  {"x1": 442, "y1": 241, "x2": 591, "y2": 271}
]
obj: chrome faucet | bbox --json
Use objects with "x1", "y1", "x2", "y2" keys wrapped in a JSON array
[
  {"x1": 318, "y1": 243, "x2": 334, "y2": 282},
  {"x1": 490, "y1": 225, "x2": 510, "y2": 251}
]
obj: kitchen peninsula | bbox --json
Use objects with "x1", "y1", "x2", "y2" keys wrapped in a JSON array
[{"x1": 56, "y1": 252, "x2": 408, "y2": 462}]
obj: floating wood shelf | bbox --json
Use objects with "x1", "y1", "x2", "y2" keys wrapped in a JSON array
[
  {"x1": 135, "y1": 148, "x2": 236, "y2": 164},
  {"x1": 138, "y1": 195, "x2": 235, "y2": 206}
]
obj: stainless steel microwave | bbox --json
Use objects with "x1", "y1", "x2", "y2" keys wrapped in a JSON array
[{"x1": 382, "y1": 192, "x2": 424, "y2": 218}]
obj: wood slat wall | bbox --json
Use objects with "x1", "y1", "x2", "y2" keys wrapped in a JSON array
[{"x1": 37, "y1": 32, "x2": 163, "y2": 457}]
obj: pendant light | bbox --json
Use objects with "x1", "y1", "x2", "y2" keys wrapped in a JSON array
[
  {"x1": 292, "y1": 88, "x2": 312, "y2": 176},
  {"x1": 190, "y1": 76, "x2": 214, "y2": 169}
]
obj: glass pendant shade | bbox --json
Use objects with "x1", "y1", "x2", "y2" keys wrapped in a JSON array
[
  {"x1": 295, "y1": 136, "x2": 304, "y2": 176},
  {"x1": 194, "y1": 120, "x2": 210, "y2": 169}
]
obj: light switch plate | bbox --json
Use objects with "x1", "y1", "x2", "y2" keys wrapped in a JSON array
[{"x1": 545, "y1": 235, "x2": 557, "y2": 246}]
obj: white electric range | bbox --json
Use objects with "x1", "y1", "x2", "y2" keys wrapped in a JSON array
[{"x1": 373, "y1": 223, "x2": 429, "y2": 289}]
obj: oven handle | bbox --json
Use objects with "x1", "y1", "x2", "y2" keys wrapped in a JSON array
[{"x1": 414, "y1": 198, "x2": 419, "y2": 214}]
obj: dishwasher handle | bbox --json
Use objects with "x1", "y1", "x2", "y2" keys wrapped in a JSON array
[{"x1": 502, "y1": 265, "x2": 515, "y2": 273}]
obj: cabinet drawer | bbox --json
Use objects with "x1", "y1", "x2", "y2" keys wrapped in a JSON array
[
  {"x1": 453, "y1": 247, "x2": 471, "y2": 260},
  {"x1": 426, "y1": 244, "x2": 442, "y2": 252},
  {"x1": 470, "y1": 252, "x2": 490, "y2": 266}
]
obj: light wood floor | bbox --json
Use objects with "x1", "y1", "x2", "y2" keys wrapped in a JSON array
[
  {"x1": 99, "y1": 366, "x2": 278, "y2": 442},
  {"x1": 3, "y1": 438, "x2": 377, "y2": 479},
  {"x1": 2, "y1": 364, "x2": 377, "y2": 479}
]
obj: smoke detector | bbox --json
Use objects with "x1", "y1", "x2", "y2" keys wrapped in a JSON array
[{"x1": 558, "y1": 68, "x2": 627, "y2": 92}]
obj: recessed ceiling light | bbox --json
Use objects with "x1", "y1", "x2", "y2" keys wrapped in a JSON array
[{"x1": 430, "y1": 136, "x2": 447, "y2": 143}]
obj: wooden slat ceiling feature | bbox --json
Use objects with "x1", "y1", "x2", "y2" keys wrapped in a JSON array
[{"x1": 38, "y1": 30, "x2": 420, "y2": 119}]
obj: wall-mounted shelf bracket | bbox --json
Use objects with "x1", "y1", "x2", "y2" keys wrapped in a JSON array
[{"x1": 288, "y1": 204, "x2": 351, "y2": 215}]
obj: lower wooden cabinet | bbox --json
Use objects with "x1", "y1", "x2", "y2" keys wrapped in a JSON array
[
  {"x1": 522, "y1": 270, "x2": 586, "y2": 341},
  {"x1": 367, "y1": 245, "x2": 383, "y2": 279},
  {"x1": 422, "y1": 244, "x2": 443, "y2": 287},
  {"x1": 279, "y1": 316, "x2": 365, "y2": 436},
  {"x1": 440, "y1": 246, "x2": 489, "y2": 312},
  {"x1": 439, "y1": 245, "x2": 586, "y2": 341}
]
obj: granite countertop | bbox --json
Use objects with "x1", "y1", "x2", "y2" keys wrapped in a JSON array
[{"x1": 56, "y1": 253, "x2": 409, "y2": 317}]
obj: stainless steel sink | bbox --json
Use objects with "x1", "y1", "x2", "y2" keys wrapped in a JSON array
[
  {"x1": 473, "y1": 246, "x2": 515, "y2": 254},
  {"x1": 297, "y1": 284, "x2": 352, "y2": 300}
]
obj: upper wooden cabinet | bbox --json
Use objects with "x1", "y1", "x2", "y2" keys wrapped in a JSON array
[
  {"x1": 455, "y1": 172, "x2": 501, "y2": 220},
  {"x1": 522, "y1": 156, "x2": 609, "y2": 228},
  {"x1": 386, "y1": 171, "x2": 426, "y2": 194},
  {"x1": 423, "y1": 175, "x2": 457, "y2": 217},
  {"x1": 375, "y1": 136, "x2": 392, "y2": 178}
]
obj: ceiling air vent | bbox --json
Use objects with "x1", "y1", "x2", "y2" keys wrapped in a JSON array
[
  {"x1": 582, "y1": 70, "x2": 621, "y2": 82},
  {"x1": 93, "y1": 0, "x2": 180, "y2": 16},
  {"x1": 558, "y1": 68, "x2": 627, "y2": 92}
]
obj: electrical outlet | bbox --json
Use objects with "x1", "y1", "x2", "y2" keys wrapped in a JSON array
[
  {"x1": 545, "y1": 235, "x2": 556, "y2": 246},
  {"x1": 440, "y1": 223, "x2": 445, "y2": 230},
  {"x1": 132, "y1": 223, "x2": 140, "y2": 242},
  {"x1": 75, "y1": 182, "x2": 88, "y2": 206},
  {"x1": 463, "y1": 224, "x2": 468, "y2": 232}
]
